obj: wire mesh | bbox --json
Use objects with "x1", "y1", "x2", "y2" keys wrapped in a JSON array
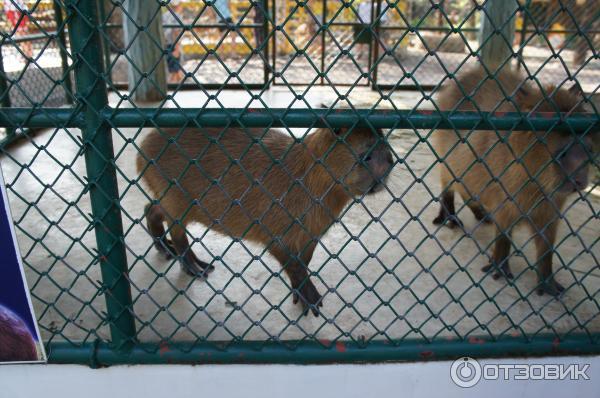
[
  {"x1": 0, "y1": 1, "x2": 73, "y2": 105},
  {"x1": 0, "y1": 0, "x2": 598, "y2": 365},
  {"x1": 0, "y1": 0, "x2": 73, "y2": 144}
]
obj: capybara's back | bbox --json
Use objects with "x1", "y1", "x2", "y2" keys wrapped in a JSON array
[
  {"x1": 433, "y1": 67, "x2": 529, "y2": 171},
  {"x1": 436, "y1": 67, "x2": 526, "y2": 113},
  {"x1": 137, "y1": 127, "x2": 314, "y2": 244}
]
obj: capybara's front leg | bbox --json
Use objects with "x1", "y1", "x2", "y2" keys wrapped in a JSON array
[
  {"x1": 145, "y1": 203, "x2": 178, "y2": 259},
  {"x1": 271, "y1": 242, "x2": 323, "y2": 317},
  {"x1": 482, "y1": 230, "x2": 514, "y2": 280},
  {"x1": 433, "y1": 190, "x2": 463, "y2": 229},
  {"x1": 170, "y1": 224, "x2": 215, "y2": 277}
]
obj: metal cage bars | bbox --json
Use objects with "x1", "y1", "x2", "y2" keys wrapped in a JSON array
[{"x1": 0, "y1": 1, "x2": 598, "y2": 366}]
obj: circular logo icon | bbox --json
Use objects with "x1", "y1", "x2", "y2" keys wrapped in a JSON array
[{"x1": 450, "y1": 357, "x2": 482, "y2": 388}]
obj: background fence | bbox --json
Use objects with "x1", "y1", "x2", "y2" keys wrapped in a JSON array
[
  {"x1": 0, "y1": 0, "x2": 598, "y2": 365},
  {"x1": 97, "y1": 0, "x2": 600, "y2": 90},
  {"x1": 4, "y1": 0, "x2": 600, "y2": 102}
]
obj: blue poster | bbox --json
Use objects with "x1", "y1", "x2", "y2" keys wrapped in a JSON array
[{"x1": 0, "y1": 168, "x2": 45, "y2": 363}]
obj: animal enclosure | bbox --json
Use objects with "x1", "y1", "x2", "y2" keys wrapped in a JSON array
[{"x1": 0, "y1": 0, "x2": 598, "y2": 365}]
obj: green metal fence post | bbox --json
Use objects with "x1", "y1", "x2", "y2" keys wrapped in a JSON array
[
  {"x1": 53, "y1": 0, "x2": 74, "y2": 104},
  {"x1": 320, "y1": 0, "x2": 326, "y2": 85},
  {"x1": 97, "y1": 0, "x2": 114, "y2": 87},
  {"x1": 261, "y1": 0, "x2": 269, "y2": 87},
  {"x1": 371, "y1": 0, "x2": 382, "y2": 89},
  {"x1": 270, "y1": 0, "x2": 276, "y2": 80},
  {"x1": 367, "y1": 0, "x2": 375, "y2": 75},
  {"x1": 516, "y1": 0, "x2": 530, "y2": 70},
  {"x1": 66, "y1": 0, "x2": 136, "y2": 351}
]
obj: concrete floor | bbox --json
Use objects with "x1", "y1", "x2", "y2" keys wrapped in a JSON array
[{"x1": 1, "y1": 87, "x2": 598, "y2": 344}]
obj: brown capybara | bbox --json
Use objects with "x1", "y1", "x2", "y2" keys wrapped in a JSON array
[
  {"x1": 137, "y1": 126, "x2": 393, "y2": 316},
  {"x1": 0, "y1": 304, "x2": 37, "y2": 362},
  {"x1": 432, "y1": 66, "x2": 594, "y2": 296}
]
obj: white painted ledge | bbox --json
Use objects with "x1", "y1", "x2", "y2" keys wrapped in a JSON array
[{"x1": 1, "y1": 356, "x2": 599, "y2": 398}]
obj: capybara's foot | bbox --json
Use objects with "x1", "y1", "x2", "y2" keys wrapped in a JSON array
[
  {"x1": 482, "y1": 263, "x2": 514, "y2": 280},
  {"x1": 180, "y1": 257, "x2": 215, "y2": 278},
  {"x1": 154, "y1": 238, "x2": 177, "y2": 259},
  {"x1": 433, "y1": 212, "x2": 464, "y2": 229},
  {"x1": 293, "y1": 279, "x2": 323, "y2": 317},
  {"x1": 536, "y1": 278, "x2": 565, "y2": 296}
]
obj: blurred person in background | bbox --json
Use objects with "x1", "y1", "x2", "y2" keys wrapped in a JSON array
[
  {"x1": 214, "y1": 0, "x2": 233, "y2": 29},
  {"x1": 213, "y1": 0, "x2": 234, "y2": 56},
  {"x1": 162, "y1": 0, "x2": 185, "y2": 82}
]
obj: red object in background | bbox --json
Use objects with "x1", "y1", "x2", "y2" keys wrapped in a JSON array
[{"x1": 6, "y1": 9, "x2": 29, "y2": 31}]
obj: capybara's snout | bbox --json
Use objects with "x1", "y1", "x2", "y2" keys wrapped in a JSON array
[{"x1": 366, "y1": 143, "x2": 394, "y2": 193}]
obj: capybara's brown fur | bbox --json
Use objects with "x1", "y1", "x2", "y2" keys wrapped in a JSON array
[
  {"x1": 137, "y1": 126, "x2": 393, "y2": 315},
  {"x1": 0, "y1": 305, "x2": 37, "y2": 362},
  {"x1": 433, "y1": 66, "x2": 594, "y2": 295}
]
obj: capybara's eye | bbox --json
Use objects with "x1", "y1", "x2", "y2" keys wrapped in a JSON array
[
  {"x1": 554, "y1": 148, "x2": 568, "y2": 161},
  {"x1": 360, "y1": 152, "x2": 372, "y2": 163}
]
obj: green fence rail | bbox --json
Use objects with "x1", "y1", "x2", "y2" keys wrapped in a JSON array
[
  {"x1": 2, "y1": 108, "x2": 598, "y2": 130},
  {"x1": 0, "y1": 0, "x2": 598, "y2": 366}
]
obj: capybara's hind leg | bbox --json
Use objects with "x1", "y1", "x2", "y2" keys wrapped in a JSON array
[
  {"x1": 170, "y1": 224, "x2": 215, "y2": 277},
  {"x1": 531, "y1": 216, "x2": 564, "y2": 296},
  {"x1": 481, "y1": 230, "x2": 514, "y2": 280},
  {"x1": 466, "y1": 201, "x2": 491, "y2": 224},
  {"x1": 433, "y1": 190, "x2": 463, "y2": 229},
  {"x1": 145, "y1": 203, "x2": 177, "y2": 259},
  {"x1": 434, "y1": 166, "x2": 463, "y2": 228},
  {"x1": 270, "y1": 242, "x2": 323, "y2": 317}
]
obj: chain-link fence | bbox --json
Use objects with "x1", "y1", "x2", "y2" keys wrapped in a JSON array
[
  {"x1": 93, "y1": 0, "x2": 600, "y2": 90},
  {"x1": 0, "y1": 0, "x2": 598, "y2": 365},
  {"x1": 0, "y1": 0, "x2": 73, "y2": 145},
  {"x1": 375, "y1": 0, "x2": 600, "y2": 90}
]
